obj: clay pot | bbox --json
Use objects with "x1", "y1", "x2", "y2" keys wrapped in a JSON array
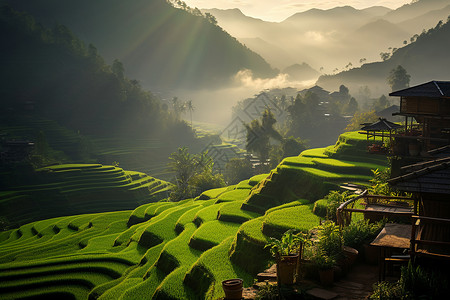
[
  {"x1": 343, "y1": 246, "x2": 359, "y2": 266},
  {"x1": 222, "y1": 278, "x2": 243, "y2": 299}
]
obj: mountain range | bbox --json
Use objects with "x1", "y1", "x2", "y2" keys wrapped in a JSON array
[
  {"x1": 316, "y1": 17, "x2": 450, "y2": 95},
  {"x1": 3, "y1": 0, "x2": 450, "y2": 101},
  {"x1": 203, "y1": 0, "x2": 450, "y2": 76}
]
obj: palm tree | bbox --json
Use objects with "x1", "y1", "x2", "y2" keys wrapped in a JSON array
[
  {"x1": 172, "y1": 97, "x2": 180, "y2": 118},
  {"x1": 245, "y1": 109, "x2": 282, "y2": 166},
  {"x1": 186, "y1": 100, "x2": 194, "y2": 127}
]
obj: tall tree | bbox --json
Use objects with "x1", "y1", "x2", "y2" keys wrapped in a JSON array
[
  {"x1": 344, "y1": 97, "x2": 359, "y2": 115},
  {"x1": 387, "y1": 65, "x2": 411, "y2": 91},
  {"x1": 186, "y1": 100, "x2": 194, "y2": 127},
  {"x1": 167, "y1": 147, "x2": 224, "y2": 201},
  {"x1": 245, "y1": 109, "x2": 282, "y2": 165}
]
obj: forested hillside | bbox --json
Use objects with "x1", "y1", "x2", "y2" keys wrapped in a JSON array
[
  {"x1": 0, "y1": 6, "x2": 193, "y2": 138},
  {"x1": 5, "y1": 0, "x2": 277, "y2": 90},
  {"x1": 0, "y1": 6, "x2": 205, "y2": 184}
]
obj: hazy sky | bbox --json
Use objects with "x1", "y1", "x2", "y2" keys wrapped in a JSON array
[{"x1": 183, "y1": 0, "x2": 412, "y2": 21}]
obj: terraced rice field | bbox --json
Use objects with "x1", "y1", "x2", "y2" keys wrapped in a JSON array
[
  {"x1": 0, "y1": 131, "x2": 389, "y2": 299},
  {"x1": 0, "y1": 174, "x2": 268, "y2": 299},
  {"x1": 0, "y1": 164, "x2": 172, "y2": 227}
]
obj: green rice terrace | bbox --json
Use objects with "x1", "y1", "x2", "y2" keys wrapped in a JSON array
[
  {"x1": 0, "y1": 164, "x2": 172, "y2": 227},
  {"x1": 0, "y1": 132, "x2": 387, "y2": 299}
]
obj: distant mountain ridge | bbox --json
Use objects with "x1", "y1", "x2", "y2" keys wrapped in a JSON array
[
  {"x1": 203, "y1": 0, "x2": 449, "y2": 76},
  {"x1": 316, "y1": 18, "x2": 450, "y2": 95},
  {"x1": 6, "y1": 0, "x2": 276, "y2": 90},
  {"x1": 382, "y1": 0, "x2": 450, "y2": 23}
]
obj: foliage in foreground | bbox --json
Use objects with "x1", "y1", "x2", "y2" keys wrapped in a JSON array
[{"x1": 371, "y1": 261, "x2": 450, "y2": 299}]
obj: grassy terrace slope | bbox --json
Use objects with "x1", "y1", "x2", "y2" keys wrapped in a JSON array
[
  {"x1": 0, "y1": 164, "x2": 172, "y2": 227},
  {"x1": 0, "y1": 132, "x2": 387, "y2": 299},
  {"x1": 242, "y1": 131, "x2": 387, "y2": 213}
]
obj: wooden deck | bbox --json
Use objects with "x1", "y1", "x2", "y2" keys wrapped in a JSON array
[{"x1": 364, "y1": 204, "x2": 413, "y2": 216}]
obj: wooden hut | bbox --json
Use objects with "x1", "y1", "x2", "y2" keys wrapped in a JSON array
[{"x1": 390, "y1": 81, "x2": 450, "y2": 153}]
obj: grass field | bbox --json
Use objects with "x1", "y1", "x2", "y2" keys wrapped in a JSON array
[{"x1": 0, "y1": 131, "x2": 389, "y2": 299}]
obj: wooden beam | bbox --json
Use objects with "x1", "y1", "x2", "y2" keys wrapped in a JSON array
[{"x1": 412, "y1": 215, "x2": 450, "y2": 224}]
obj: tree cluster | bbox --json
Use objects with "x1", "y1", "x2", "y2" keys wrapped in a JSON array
[
  {"x1": 244, "y1": 109, "x2": 307, "y2": 172},
  {"x1": 167, "y1": 147, "x2": 225, "y2": 201}
]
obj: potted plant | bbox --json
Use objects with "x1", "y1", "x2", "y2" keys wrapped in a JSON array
[
  {"x1": 312, "y1": 250, "x2": 336, "y2": 286},
  {"x1": 265, "y1": 229, "x2": 307, "y2": 285},
  {"x1": 343, "y1": 219, "x2": 385, "y2": 265},
  {"x1": 311, "y1": 221, "x2": 345, "y2": 279}
]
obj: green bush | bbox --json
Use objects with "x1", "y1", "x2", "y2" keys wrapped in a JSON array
[
  {"x1": 343, "y1": 219, "x2": 385, "y2": 249},
  {"x1": 370, "y1": 279, "x2": 402, "y2": 299},
  {"x1": 255, "y1": 281, "x2": 279, "y2": 299},
  {"x1": 315, "y1": 221, "x2": 343, "y2": 259},
  {"x1": 370, "y1": 261, "x2": 450, "y2": 299},
  {"x1": 323, "y1": 190, "x2": 352, "y2": 222}
]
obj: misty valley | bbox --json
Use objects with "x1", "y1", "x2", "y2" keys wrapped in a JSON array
[{"x1": 1, "y1": 0, "x2": 450, "y2": 299}]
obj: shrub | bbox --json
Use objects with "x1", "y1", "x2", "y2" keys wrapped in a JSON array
[
  {"x1": 370, "y1": 261, "x2": 450, "y2": 299},
  {"x1": 224, "y1": 158, "x2": 254, "y2": 185},
  {"x1": 264, "y1": 229, "x2": 307, "y2": 259},
  {"x1": 399, "y1": 261, "x2": 449, "y2": 299},
  {"x1": 255, "y1": 281, "x2": 278, "y2": 299},
  {"x1": 370, "y1": 280, "x2": 402, "y2": 299},
  {"x1": 315, "y1": 221, "x2": 343, "y2": 258},
  {"x1": 323, "y1": 190, "x2": 352, "y2": 222},
  {"x1": 343, "y1": 219, "x2": 385, "y2": 249}
]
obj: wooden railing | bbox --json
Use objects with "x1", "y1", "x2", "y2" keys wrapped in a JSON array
[
  {"x1": 336, "y1": 190, "x2": 367, "y2": 226},
  {"x1": 336, "y1": 191, "x2": 414, "y2": 226}
]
